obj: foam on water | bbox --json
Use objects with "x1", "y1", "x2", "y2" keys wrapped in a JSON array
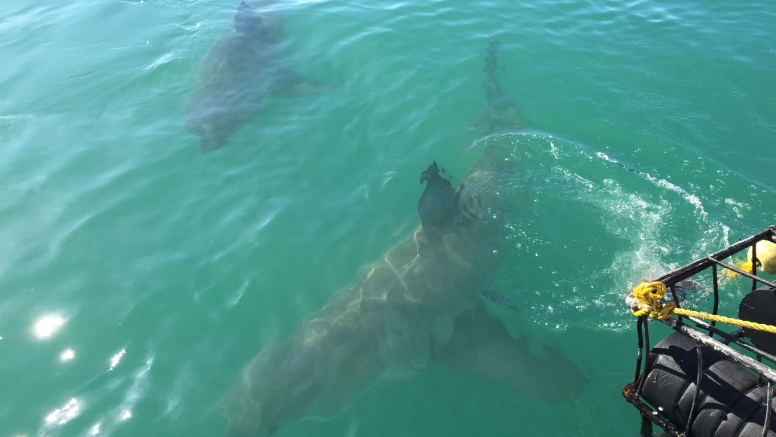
[{"x1": 488, "y1": 133, "x2": 732, "y2": 331}]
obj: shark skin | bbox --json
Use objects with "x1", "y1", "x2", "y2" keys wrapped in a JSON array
[
  {"x1": 184, "y1": 1, "x2": 333, "y2": 152},
  {"x1": 218, "y1": 142, "x2": 588, "y2": 437}
]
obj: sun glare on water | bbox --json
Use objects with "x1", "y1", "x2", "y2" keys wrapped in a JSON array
[{"x1": 33, "y1": 315, "x2": 65, "y2": 339}]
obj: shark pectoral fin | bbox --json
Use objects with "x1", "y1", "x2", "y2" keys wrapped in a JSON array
[
  {"x1": 270, "y1": 69, "x2": 340, "y2": 98},
  {"x1": 480, "y1": 289, "x2": 520, "y2": 312},
  {"x1": 430, "y1": 303, "x2": 587, "y2": 401}
]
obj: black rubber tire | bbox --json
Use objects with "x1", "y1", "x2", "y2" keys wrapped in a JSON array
[
  {"x1": 687, "y1": 360, "x2": 758, "y2": 437},
  {"x1": 715, "y1": 386, "x2": 769, "y2": 437},
  {"x1": 640, "y1": 331, "x2": 724, "y2": 428},
  {"x1": 640, "y1": 332, "x2": 776, "y2": 437}
]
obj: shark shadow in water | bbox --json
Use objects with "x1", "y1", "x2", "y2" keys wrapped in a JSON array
[
  {"x1": 218, "y1": 142, "x2": 588, "y2": 436},
  {"x1": 185, "y1": 1, "x2": 335, "y2": 152}
]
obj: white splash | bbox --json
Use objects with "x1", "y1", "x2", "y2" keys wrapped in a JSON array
[
  {"x1": 596, "y1": 151, "x2": 614, "y2": 162},
  {"x1": 550, "y1": 141, "x2": 560, "y2": 159},
  {"x1": 595, "y1": 150, "x2": 706, "y2": 216}
]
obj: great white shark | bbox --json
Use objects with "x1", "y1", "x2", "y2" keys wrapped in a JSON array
[
  {"x1": 218, "y1": 140, "x2": 588, "y2": 436},
  {"x1": 185, "y1": 1, "x2": 334, "y2": 152}
]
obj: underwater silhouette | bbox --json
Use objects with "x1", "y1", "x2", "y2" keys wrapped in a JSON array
[
  {"x1": 469, "y1": 39, "x2": 525, "y2": 146},
  {"x1": 219, "y1": 141, "x2": 587, "y2": 436},
  {"x1": 185, "y1": 1, "x2": 335, "y2": 152}
]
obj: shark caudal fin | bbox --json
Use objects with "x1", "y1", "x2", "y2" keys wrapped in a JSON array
[{"x1": 467, "y1": 39, "x2": 525, "y2": 152}]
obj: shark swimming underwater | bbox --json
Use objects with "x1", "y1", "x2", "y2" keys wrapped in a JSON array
[
  {"x1": 185, "y1": 1, "x2": 334, "y2": 152},
  {"x1": 218, "y1": 141, "x2": 588, "y2": 436}
]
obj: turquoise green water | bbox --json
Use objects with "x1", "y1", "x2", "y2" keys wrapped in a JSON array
[{"x1": 2, "y1": 0, "x2": 775, "y2": 435}]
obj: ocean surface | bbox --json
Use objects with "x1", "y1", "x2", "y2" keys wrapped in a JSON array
[{"x1": 2, "y1": 0, "x2": 775, "y2": 436}]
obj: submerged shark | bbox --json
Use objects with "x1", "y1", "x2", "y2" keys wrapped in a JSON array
[
  {"x1": 185, "y1": 1, "x2": 334, "y2": 152},
  {"x1": 470, "y1": 39, "x2": 525, "y2": 143},
  {"x1": 219, "y1": 141, "x2": 588, "y2": 436}
]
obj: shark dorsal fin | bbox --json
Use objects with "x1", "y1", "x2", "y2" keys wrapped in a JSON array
[{"x1": 418, "y1": 162, "x2": 460, "y2": 230}]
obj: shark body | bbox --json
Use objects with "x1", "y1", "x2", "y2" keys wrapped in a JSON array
[
  {"x1": 185, "y1": 1, "x2": 332, "y2": 152},
  {"x1": 219, "y1": 142, "x2": 587, "y2": 436}
]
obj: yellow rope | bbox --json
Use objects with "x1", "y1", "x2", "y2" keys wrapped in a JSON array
[{"x1": 630, "y1": 281, "x2": 776, "y2": 334}]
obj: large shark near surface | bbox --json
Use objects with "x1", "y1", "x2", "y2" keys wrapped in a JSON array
[
  {"x1": 218, "y1": 140, "x2": 588, "y2": 436},
  {"x1": 185, "y1": 1, "x2": 334, "y2": 152}
]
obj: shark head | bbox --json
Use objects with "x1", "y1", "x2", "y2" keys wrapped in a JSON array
[
  {"x1": 232, "y1": 1, "x2": 284, "y2": 43},
  {"x1": 234, "y1": 2, "x2": 263, "y2": 36}
]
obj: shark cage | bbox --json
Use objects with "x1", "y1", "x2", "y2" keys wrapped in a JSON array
[{"x1": 623, "y1": 225, "x2": 776, "y2": 437}]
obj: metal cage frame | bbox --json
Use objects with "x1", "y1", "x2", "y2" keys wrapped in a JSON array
[{"x1": 623, "y1": 225, "x2": 776, "y2": 437}]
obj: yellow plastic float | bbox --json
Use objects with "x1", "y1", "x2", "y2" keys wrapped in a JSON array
[
  {"x1": 724, "y1": 239, "x2": 776, "y2": 277},
  {"x1": 748, "y1": 240, "x2": 776, "y2": 274}
]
